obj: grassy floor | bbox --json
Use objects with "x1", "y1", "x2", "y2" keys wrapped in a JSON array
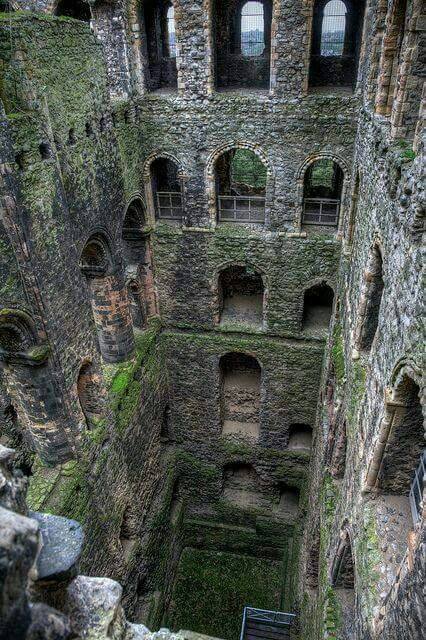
[{"x1": 167, "y1": 548, "x2": 283, "y2": 640}]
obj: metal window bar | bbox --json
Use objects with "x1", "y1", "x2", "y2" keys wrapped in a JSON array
[
  {"x1": 156, "y1": 191, "x2": 183, "y2": 219},
  {"x1": 240, "y1": 607, "x2": 296, "y2": 640},
  {"x1": 409, "y1": 450, "x2": 426, "y2": 525},
  {"x1": 320, "y1": 0, "x2": 346, "y2": 56},
  {"x1": 218, "y1": 195, "x2": 265, "y2": 223},
  {"x1": 241, "y1": 1, "x2": 265, "y2": 57},
  {"x1": 302, "y1": 198, "x2": 340, "y2": 226}
]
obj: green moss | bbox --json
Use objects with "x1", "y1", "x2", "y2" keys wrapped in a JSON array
[
  {"x1": 27, "y1": 457, "x2": 89, "y2": 523},
  {"x1": 167, "y1": 548, "x2": 283, "y2": 640}
]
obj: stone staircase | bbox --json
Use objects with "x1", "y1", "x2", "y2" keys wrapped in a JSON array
[{"x1": 240, "y1": 608, "x2": 296, "y2": 640}]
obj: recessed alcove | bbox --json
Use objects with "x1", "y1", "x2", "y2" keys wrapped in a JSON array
[
  {"x1": 222, "y1": 462, "x2": 263, "y2": 508},
  {"x1": 275, "y1": 484, "x2": 300, "y2": 517},
  {"x1": 288, "y1": 424, "x2": 313, "y2": 451},
  {"x1": 220, "y1": 353, "x2": 261, "y2": 439},
  {"x1": 302, "y1": 282, "x2": 334, "y2": 332},
  {"x1": 218, "y1": 265, "x2": 264, "y2": 328}
]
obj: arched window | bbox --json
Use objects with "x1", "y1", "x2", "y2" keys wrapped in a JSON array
[
  {"x1": 142, "y1": 0, "x2": 178, "y2": 91},
  {"x1": 217, "y1": 265, "x2": 264, "y2": 327},
  {"x1": 302, "y1": 159, "x2": 343, "y2": 227},
  {"x1": 309, "y1": 0, "x2": 365, "y2": 89},
  {"x1": 320, "y1": 0, "x2": 347, "y2": 57},
  {"x1": 151, "y1": 158, "x2": 183, "y2": 220},
  {"x1": 331, "y1": 531, "x2": 355, "y2": 635},
  {"x1": 215, "y1": 149, "x2": 267, "y2": 224},
  {"x1": 166, "y1": 4, "x2": 176, "y2": 58},
  {"x1": 213, "y1": 0, "x2": 272, "y2": 89},
  {"x1": 241, "y1": 2, "x2": 265, "y2": 57},
  {"x1": 55, "y1": 0, "x2": 91, "y2": 22},
  {"x1": 302, "y1": 282, "x2": 334, "y2": 332},
  {"x1": 357, "y1": 246, "x2": 384, "y2": 352},
  {"x1": 220, "y1": 353, "x2": 261, "y2": 439}
]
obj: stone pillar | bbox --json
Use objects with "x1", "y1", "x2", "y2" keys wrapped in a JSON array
[{"x1": 88, "y1": 270, "x2": 135, "y2": 364}]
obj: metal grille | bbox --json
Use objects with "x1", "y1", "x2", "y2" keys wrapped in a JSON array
[
  {"x1": 240, "y1": 607, "x2": 296, "y2": 640},
  {"x1": 218, "y1": 195, "x2": 265, "y2": 223},
  {"x1": 409, "y1": 450, "x2": 426, "y2": 525},
  {"x1": 166, "y1": 5, "x2": 176, "y2": 58},
  {"x1": 320, "y1": 0, "x2": 346, "y2": 56},
  {"x1": 241, "y1": 1, "x2": 265, "y2": 57},
  {"x1": 303, "y1": 198, "x2": 340, "y2": 226},
  {"x1": 156, "y1": 191, "x2": 183, "y2": 219}
]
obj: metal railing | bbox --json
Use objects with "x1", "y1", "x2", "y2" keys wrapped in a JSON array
[
  {"x1": 302, "y1": 198, "x2": 340, "y2": 226},
  {"x1": 240, "y1": 607, "x2": 296, "y2": 640},
  {"x1": 218, "y1": 195, "x2": 265, "y2": 223},
  {"x1": 156, "y1": 191, "x2": 183, "y2": 220},
  {"x1": 409, "y1": 450, "x2": 426, "y2": 525}
]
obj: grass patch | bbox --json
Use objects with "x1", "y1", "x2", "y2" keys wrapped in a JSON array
[{"x1": 167, "y1": 548, "x2": 283, "y2": 640}]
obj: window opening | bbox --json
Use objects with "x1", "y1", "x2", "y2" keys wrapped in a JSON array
[
  {"x1": 166, "y1": 4, "x2": 176, "y2": 58},
  {"x1": 320, "y1": 0, "x2": 347, "y2": 56},
  {"x1": 55, "y1": 0, "x2": 91, "y2": 21},
  {"x1": 151, "y1": 158, "x2": 183, "y2": 220},
  {"x1": 218, "y1": 265, "x2": 264, "y2": 327},
  {"x1": 302, "y1": 283, "x2": 334, "y2": 331},
  {"x1": 303, "y1": 159, "x2": 343, "y2": 226},
  {"x1": 216, "y1": 149, "x2": 267, "y2": 223},
  {"x1": 241, "y1": 2, "x2": 265, "y2": 57},
  {"x1": 220, "y1": 353, "x2": 261, "y2": 439}
]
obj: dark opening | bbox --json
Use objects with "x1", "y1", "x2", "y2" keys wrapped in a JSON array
[
  {"x1": 161, "y1": 404, "x2": 172, "y2": 441},
  {"x1": 142, "y1": 0, "x2": 178, "y2": 91},
  {"x1": 214, "y1": 0, "x2": 272, "y2": 89},
  {"x1": 77, "y1": 361, "x2": 104, "y2": 430},
  {"x1": 302, "y1": 282, "x2": 334, "y2": 331},
  {"x1": 127, "y1": 281, "x2": 146, "y2": 330},
  {"x1": 276, "y1": 483, "x2": 300, "y2": 516},
  {"x1": 216, "y1": 149, "x2": 267, "y2": 224},
  {"x1": 55, "y1": 0, "x2": 91, "y2": 22},
  {"x1": 85, "y1": 122, "x2": 94, "y2": 138},
  {"x1": 68, "y1": 128, "x2": 77, "y2": 145},
  {"x1": 309, "y1": 0, "x2": 366, "y2": 89},
  {"x1": 331, "y1": 532, "x2": 355, "y2": 637},
  {"x1": 288, "y1": 424, "x2": 313, "y2": 450},
  {"x1": 218, "y1": 265, "x2": 264, "y2": 327},
  {"x1": 0, "y1": 2, "x2": 12, "y2": 12},
  {"x1": 379, "y1": 378, "x2": 424, "y2": 496},
  {"x1": 151, "y1": 158, "x2": 182, "y2": 220},
  {"x1": 303, "y1": 159, "x2": 343, "y2": 227},
  {"x1": 38, "y1": 143, "x2": 51, "y2": 160},
  {"x1": 80, "y1": 238, "x2": 109, "y2": 275},
  {"x1": 220, "y1": 352, "x2": 261, "y2": 439},
  {"x1": 327, "y1": 418, "x2": 347, "y2": 479},
  {"x1": 358, "y1": 246, "x2": 384, "y2": 351}
]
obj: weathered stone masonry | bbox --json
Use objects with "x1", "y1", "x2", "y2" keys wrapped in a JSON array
[{"x1": 0, "y1": 1, "x2": 424, "y2": 639}]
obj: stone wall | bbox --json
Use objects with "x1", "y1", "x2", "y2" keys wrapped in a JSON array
[{"x1": 0, "y1": 1, "x2": 424, "y2": 639}]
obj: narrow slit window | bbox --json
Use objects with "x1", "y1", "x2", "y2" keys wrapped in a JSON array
[
  {"x1": 320, "y1": 0, "x2": 347, "y2": 56},
  {"x1": 241, "y1": 2, "x2": 265, "y2": 57},
  {"x1": 166, "y1": 5, "x2": 176, "y2": 58}
]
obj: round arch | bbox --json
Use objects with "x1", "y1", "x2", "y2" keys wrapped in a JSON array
[
  {"x1": 295, "y1": 152, "x2": 350, "y2": 234},
  {"x1": 206, "y1": 141, "x2": 275, "y2": 227},
  {"x1": 142, "y1": 151, "x2": 187, "y2": 225}
]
